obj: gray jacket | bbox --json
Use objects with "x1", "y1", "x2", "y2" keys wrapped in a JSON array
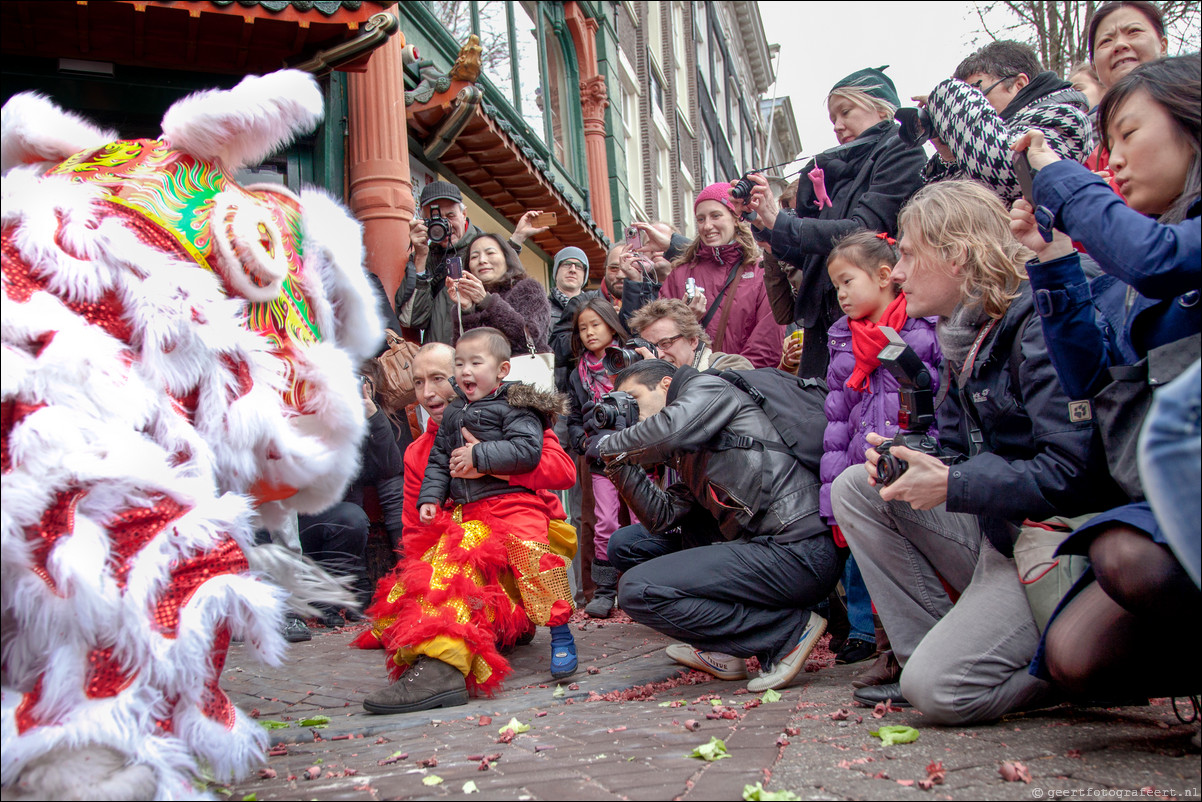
[{"x1": 599, "y1": 367, "x2": 826, "y2": 543}]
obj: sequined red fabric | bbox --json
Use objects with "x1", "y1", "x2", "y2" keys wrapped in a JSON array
[
  {"x1": 153, "y1": 538, "x2": 249, "y2": 637},
  {"x1": 107, "y1": 496, "x2": 189, "y2": 590}
]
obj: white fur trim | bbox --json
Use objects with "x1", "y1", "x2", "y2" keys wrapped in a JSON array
[
  {"x1": 160, "y1": 70, "x2": 323, "y2": 173},
  {"x1": 1, "y1": 92, "x2": 117, "y2": 176}
]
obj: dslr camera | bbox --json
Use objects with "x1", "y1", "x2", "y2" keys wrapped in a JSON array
[
  {"x1": 425, "y1": 203, "x2": 451, "y2": 246},
  {"x1": 602, "y1": 337, "x2": 657, "y2": 374},
  {"x1": 873, "y1": 327, "x2": 952, "y2": 486},
  {"x1": 592, "y1": 390, "x2": 641, "y2": 430}
]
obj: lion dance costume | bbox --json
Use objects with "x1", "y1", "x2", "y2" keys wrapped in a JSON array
[{"x1": 1, "y1": 72, "x2": 381, "y2": 799}]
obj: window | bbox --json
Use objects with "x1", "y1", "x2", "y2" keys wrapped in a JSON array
[
  {"x1": 648, "y1": 58, "x2": 665, "y2": 113},
  {"x1": 671, "y1": 2, "x2": 687, "y2": 113},
  {"x1": 620, "y1": 71, "x2": 644, "y2": 216},
  {"x1": 429, "y1": 1, "x2": 584, "y2": 184},
  {"x1": 655, "y1": 144, "x2": 671, "y2": 221}
]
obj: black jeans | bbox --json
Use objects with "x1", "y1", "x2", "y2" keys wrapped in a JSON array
[
  {"x1": 611, "y1": 523, "x2": 839, "y2": 666},
  {"x1": 299, "y1": 502, "x2": 371, "y2": 602}
]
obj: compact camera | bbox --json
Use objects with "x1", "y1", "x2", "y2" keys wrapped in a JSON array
[
  {"x1": 602, "y1": 337, "x2": 657, "y2": 374},
  {"x1": 873, "y1": 327, "x2": 951, "y2": 486},
  {"x1": 591, "y1": 390, "x2": 641, "y2": 430},
  {"x1": 425, "y1": 203, "x2": 451, "y2": 246}
]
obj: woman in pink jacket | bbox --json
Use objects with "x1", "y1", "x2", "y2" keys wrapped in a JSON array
[{"x1": 654, "y1": 184, "x2": 784, "y2": 368}]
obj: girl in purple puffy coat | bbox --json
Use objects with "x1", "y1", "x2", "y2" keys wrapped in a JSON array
[{"x1": 820, "y1": 231, "x2": 941, "y2": 669}]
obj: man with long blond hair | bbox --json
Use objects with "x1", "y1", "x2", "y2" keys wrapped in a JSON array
[{"x1": 830, "y1": 181, "x2": 1116, "y2": 723}]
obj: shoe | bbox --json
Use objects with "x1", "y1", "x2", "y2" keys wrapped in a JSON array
[
  {"x1": 747, "y1": 612, "x2": 827, "y2": 692},
  {"x1": 852, "y1": 681, "x2": 911, "y2": 708},
  {"x1": 499, "y1": 619, "x2": 537, "y2": 655},
  {"x1": 835, "y1": 637, "x2": 876, "y2": 665},
  {"x1": 549, "y1": 624, "x2": 577, "y2": 679},
  {"x1": 282, "y1": 615, "x2": 311, "y2": 643},
  {"x1": 585, "y1": 560, "x2": 620, "y2": 619},
  {"x1": 584, "y1": 594, "x2": 615, "y2": 618},
  {"x1": 317, "y1": 607, "x2": 346, "y2": 629},
  {"x1": 851, "y1": 650, "x2": 901, "y2": 689},
  {"x1": 665, "y1": 644, "x2": 748, "y2": 681},
  {"x1": 362, "y1": 657, "x2": 469, "y2": 715}
]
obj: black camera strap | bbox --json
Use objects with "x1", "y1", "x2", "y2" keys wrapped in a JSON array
[{"x1": 700, "y1": 260, "x2": 743, "y2": 331}]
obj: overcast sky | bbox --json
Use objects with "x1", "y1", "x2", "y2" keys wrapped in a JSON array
[{"x1": 757, "y1": 1, "x2": 994, "y2": 167}]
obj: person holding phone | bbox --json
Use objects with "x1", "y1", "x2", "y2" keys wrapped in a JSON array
[
  {"x1": 450, "y1": 233, "x2": 552, "y2": 356},
  {"x1": 396, "y1": 180, "x2": 549, "y2": 345}
]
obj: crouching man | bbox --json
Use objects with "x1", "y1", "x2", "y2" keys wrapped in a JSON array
[{"x1": 592, "y1": 360, "x2": 838, "y2": 691}]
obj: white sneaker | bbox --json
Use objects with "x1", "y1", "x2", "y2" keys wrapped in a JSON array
[
  {"x1": 747, "y1": 613, "x2": 827, "y2": 692},
  {"x1": 665, "y1": 643, "x2": 748, "y2": 681}
]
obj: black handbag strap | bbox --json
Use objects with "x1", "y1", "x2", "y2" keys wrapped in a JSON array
[{"x1": 701, "y1": 260, "x2": 742, "y2": 330}]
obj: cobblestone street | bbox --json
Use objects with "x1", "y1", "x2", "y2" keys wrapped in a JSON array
[{"x1": 220, "y1": 614, "x2": 1200, "y2": 800}]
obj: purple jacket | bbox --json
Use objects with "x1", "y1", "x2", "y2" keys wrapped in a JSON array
[
  {"x1": 819, "y1": 314, "x2": 942, "y2": 523},
  {"x1": 660, "y1": 243, "x2": 784, "y2": 368}
]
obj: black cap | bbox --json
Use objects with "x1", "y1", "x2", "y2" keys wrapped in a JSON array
[{"x1": 419, "y1": 180, "x2": 462, "y2": 208}]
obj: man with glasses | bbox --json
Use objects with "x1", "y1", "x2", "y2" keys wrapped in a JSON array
[
  {"x1": 916, "y1": 40, "x2": 1094, "y2": 204},
  {"x1": 627, "y1": 298, "x2": 753, "y2": 372}
]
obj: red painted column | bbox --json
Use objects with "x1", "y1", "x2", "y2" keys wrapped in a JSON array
[
  {"x1": 347, "y1": 10, "x2": 413, "y2": 306},
  {"x1": 565, "y1": 3, "x2": 614, "y2": 241}
]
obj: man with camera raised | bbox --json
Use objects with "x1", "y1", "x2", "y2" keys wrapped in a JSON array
[
  {"x1": 397, "y1": 181, "x2": 546, "y2": 345},
  {"x1": 589, "y1": 359, "x2": 838, "y2": 693},
  {"x1": 830, "y1": 181, "x2": 1115, "y2": 724}
]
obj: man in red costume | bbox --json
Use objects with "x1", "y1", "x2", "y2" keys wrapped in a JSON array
[{"x1": 356, "y1": 343, "x2": 577, "y2": 714}]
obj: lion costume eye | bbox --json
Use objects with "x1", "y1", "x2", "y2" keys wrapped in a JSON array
[{"x1": 210, "y1": 190, "x2": 289, "y2": 302}]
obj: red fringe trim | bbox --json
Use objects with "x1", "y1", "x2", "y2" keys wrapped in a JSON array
[{"x1": 354, "y1": 507, "x2": 529, "y2": 696}]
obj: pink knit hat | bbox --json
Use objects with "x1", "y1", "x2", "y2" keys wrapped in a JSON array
[{"x1": 694, "y1": 182, "x2": 737, "y2": 212}]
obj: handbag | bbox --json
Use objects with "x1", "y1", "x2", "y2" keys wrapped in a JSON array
[
  {"x1": 375, "y1": 329, "x2": 422, "y2": 414},
  {"x1": 506, "y1": 327, "x2": 555, "y2": 392},
  {"x1": 1013, "y1": 514, "x2": 1094, "y2": 634},
  {"x1": 1094, "y1": 331, "x2": 1200, "y2": 499}
]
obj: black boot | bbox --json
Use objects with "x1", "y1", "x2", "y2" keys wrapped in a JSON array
[{"x1": 585, "y1": 560, "x2": 619, "y2": 618}]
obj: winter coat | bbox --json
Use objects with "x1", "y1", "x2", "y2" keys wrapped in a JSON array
[
  {"x1": 456, "y1": 270, "x2": 552, "y2": 355},
  {"x1": 550, "y1": 279, "x2": 660, "y2": 392},
  {"x1": 764, "y1": 121, "x2": 927, "y2": 379},
  {"x1": 1028, "y1": 160, "x2": 1201, "y2": 399},
  {"x1": 922, "y1": 71, "x2": 1094, "y2": 205},
  {"x1": 819, "y1": 315, "x2": 941, "y2": 523},
  {"x1": 938, "y1": 283, "x2": 1120, "y2": 557},
  {"x1": 599, "y1": 367, "x2": 827, "y2": 543},
  {"x1": 417, "y1": 381, "x2": 569, "y2": 508},
  {"x1": 659, "y1": 243, "x2": 784, "y2": 369}
]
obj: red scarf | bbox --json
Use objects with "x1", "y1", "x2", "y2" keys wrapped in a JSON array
[{"x1": 845, "y1": 293, "x2": 909, "y2": 393}]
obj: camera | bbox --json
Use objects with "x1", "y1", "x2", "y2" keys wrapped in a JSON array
[
  {"x1": 602, "y1": 337, "x2": 657, "y2": 374},
  {"x1": 591, "y1": 390, "x2": 641, "y2": 430},
  {"x1": 894, "y1": 106, "x2": 934, "y2": 148},
  {"x1": 624, "y1": 225, "x2": 644, "y2": 250},
  {"x1": 425, "y1": 203, "x2": 451, "y2": 246},
  {"x1": 730, "y1": 171, "x2": 759, "y2": 201},
  {"x1": 873, "y1": 327, "x2": 950, "y2": 486},
  {"x1": 685, "y1": 277, "x2": 697, "y2": 301}
]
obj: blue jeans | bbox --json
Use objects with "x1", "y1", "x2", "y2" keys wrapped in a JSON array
[
  {"x1": 842, "y1": 554, "x2": 875, "y2": 644},
  {"x1": 1139, "y1": 358, "x2": 1201, "y2": 588}
]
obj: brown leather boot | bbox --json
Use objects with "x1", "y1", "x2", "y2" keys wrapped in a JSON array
[
  {"x1": 851, "y1": 619, "x2": 900, "y2": 689},
  {"x1": 362, "y1": 657, "x2": 468, "y2": 714}
]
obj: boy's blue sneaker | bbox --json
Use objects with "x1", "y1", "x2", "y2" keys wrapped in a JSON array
[{"x1": 549, "y1": 624, "x2": 577, "y2": 679}]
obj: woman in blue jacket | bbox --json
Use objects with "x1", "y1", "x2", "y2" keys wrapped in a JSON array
[{"x1": 1010, "y1": 55, "x2": 1200, "y2": 700}]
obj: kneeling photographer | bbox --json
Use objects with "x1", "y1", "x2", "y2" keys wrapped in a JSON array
[{"x1": 589, "y1": 359, "x2": 838, "y2": 692}]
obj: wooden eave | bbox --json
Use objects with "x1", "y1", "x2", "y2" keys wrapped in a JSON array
[
  {"x1": 407, "y1": 84, "x2": 609, "y2": 279},
  {"x1": 1, "y1": 1, "x2": 394, "y2": 76}
]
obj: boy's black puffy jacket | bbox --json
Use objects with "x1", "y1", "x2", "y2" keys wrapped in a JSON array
[
  {"x1": 417, "y1": 381, "x2": 568, "y2": 507},
  {"x1": 598, "y1": 367, "x2": 827, "y2": 543}
]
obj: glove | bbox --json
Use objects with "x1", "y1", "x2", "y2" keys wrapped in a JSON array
[{"x1": 584, "y1": 431, "x2": 615, "y2": 470}]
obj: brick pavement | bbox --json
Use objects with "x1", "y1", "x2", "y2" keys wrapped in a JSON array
[{"x1": 220, "y1": 617, "x2": 1200, "y2": 800}]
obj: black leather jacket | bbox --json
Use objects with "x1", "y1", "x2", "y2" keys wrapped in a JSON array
[{"x1": 598, "y1": 368, "x2": 826, "y2": 543}]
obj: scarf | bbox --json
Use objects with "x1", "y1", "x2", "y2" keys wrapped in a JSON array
[
  {"x1": 1000, "y1": 71, "x2": 1074, "y2": 122},
  {"x1": 577, "y1": 349, "x2": 614, "y2": 403},
  {"x1": 846, "y1": 292, "x2": 910, "y2": 392},
  {"x1": 550, "y1": 286, "x2": 574, "y2": 311},
  {"x1": 936, "y1": 302, "x2": 992, "y2": 372}
]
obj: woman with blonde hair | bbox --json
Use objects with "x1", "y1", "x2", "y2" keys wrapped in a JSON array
[{"x1": 742, "y1": 67, "x2": 927, "y2": 378}]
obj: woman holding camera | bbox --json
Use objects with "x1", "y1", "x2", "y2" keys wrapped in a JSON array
[
  {"x1": 741, "y1": 67, "x2": 927, "y2": 378},
  {"x1": 1009, "y1": 54, "x2": 1200, "y2": 700},
  {"x1": 450, "y1": 233, "x2": 552, "y2": 356},
  {"x1": 632, "y1": 184, "x2": 783, "y2": 369}
]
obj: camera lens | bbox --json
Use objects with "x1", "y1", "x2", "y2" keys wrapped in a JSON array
[
  {"x1": 427, "y1": 219, "x2": 449, "y2": 244},
  {"x1": 877, "y1": 453, "x2": 907, "y2": 486},
  {"x1": 730, "y1": 176, "x2": 753, "y2": 200}
]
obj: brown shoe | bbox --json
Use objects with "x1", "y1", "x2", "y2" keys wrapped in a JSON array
[
  {"x1": 362, "y1": 657, "x2": 469, "y2": 715},
  {"x1": 851, "y1": 650, "x2": 900, "y2": 689}
]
